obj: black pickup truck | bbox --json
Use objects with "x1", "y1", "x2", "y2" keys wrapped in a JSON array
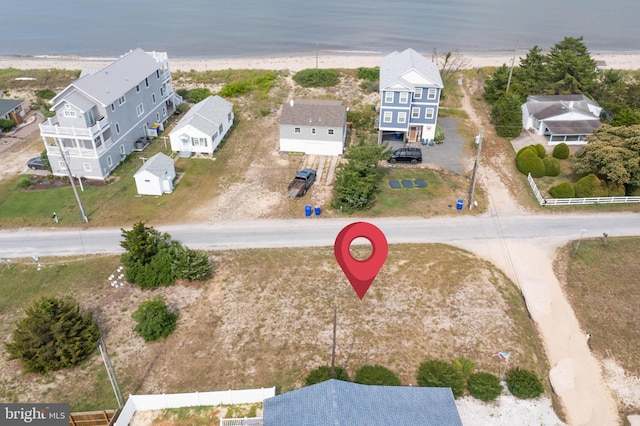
[{"x1": 287, "y1": 168, "x2": 316, "y2": 197}]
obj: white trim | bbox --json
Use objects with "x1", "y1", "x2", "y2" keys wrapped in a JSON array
[
  {"x1": 398, "y1": 111, "x2": 407, "y2": 124},
  {"x1": 83, "y1": 163, "x2": 92, "y2": 171},
  {"x1": 399, "y1": 92, "x2": 409, "y2": 104},
  {"x1": 425, "y1": 108, "x2": 435, "y2": 119},
  {"x1": 383, "y1": 111, "x2": 392, "y2": 123},
  {"x1": 384, "y1": 92, "x2": 394, "y2": 103},
  {"x1": 411, "y1": 107, "x2": 420, "y2": 119},
  {"x1": 427, "y1": 88, "x2": 437, "y2": 100}
]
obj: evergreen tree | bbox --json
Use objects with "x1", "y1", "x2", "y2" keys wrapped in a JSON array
[
  {"x1": 518, "y1": 45, "x2": 549, "y2": 95},
  {"x1": 493, "y1": 93, "x2": 523, "y2": 138},
  {"x1": 547, "y1": 36, "x2": 597, "y2": 95},
  {"x1": 120, "y1": 222, "x2": 171, "y2": 265},
  {"x1": 5, "y1": 297, "x2": 100, "y2": 373},
  {"x1": 482, "y1": 65, "x2": 511, "y2": 105}
]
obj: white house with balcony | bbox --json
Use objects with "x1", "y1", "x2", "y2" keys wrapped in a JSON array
[
  {"x1": 377, "y1": 48, "x2": 443, "y2": 144},
  {"x1": 39, "y1": 48, "x2": 182, "y2": 180}
]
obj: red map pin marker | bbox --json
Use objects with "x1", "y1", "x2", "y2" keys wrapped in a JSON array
[{"x1": 334, "y1": 222, "x2": 388, "y2": 300}]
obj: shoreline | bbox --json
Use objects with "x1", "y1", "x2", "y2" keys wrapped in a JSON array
[{"x1": 1, "y1": 50, "x2": 640, "y2": 73}]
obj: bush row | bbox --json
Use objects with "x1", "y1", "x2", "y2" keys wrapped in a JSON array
[{"x1": 305, "y1": 357, "x2": 544, "y2": 402}]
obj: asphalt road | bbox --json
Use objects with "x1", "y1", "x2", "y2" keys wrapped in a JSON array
[{"x1": 0, "y1": 212, "x2": 638, "y2": 258}]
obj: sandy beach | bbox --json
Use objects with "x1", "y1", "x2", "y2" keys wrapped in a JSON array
[{"x1": 1, "y1": 50, "x2": 640, "y2": 72}]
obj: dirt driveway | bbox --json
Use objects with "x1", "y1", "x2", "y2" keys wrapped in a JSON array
[{"x1": 0, "y1": 111, "x2": 45, "y2": 181}]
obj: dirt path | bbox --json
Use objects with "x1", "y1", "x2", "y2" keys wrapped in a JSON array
[
  {"x1": 456, "y1": 82, "x2": 619, "y2": 425},
  {"x1": 0, "y1": 112, "x2": 44, "y2": 181}
]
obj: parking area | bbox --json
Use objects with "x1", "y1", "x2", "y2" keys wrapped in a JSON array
[{"x1": 385, "y1": 116, "x2": 471, "y2": 175}]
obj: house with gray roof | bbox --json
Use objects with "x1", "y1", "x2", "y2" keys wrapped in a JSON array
[
  {"x1": 0, "y1": 98, "x2": 26, "y2": 124},
  {"x1": 521, "y1": 94, "x2": 602, "y2": 145},
  {"x1": 279, "y1": 99, "x2": 347, "y2": 156},
  {"x1": 133, "y1": 152, "x2": 176, "y2": 196},
  {"x1": 378, "y1": 48, "x2": 444, "y2": 144},
  {"x1": 169, "y1": 95, "x2": 234, "y2": 156},
  {"x1": 39, "y1": 48, "x2": 182, "y2": 179},
  {"x1": 263, "y1": 379, "x2": 462, "y2": 426}
]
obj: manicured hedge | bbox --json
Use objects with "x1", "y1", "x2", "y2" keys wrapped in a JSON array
[
  {"x1": 354, "y1": 365, "x2": 401, "y2": 386},
  {"x1": 516, "y1": 149, "x2": 545, "y2": 178},
  {"x1": 575, "y1": 174, "x2": 608, "y2": 197},
  {"x1": 416, "y1": 359, "x2": 465, "y2": 398},
  {"x1": 305, "y1": 366, "x2": 350, "y2": 386},
  {"x1": 505, "y1": 368, "x2": 544, "y2": 399},
  {"x1": 549, "y1": 182, "x2": 575, "y2": 198},
  {"x1": 543, "y1": 157, "x2": 561, "y2": 177},
  {"x1": 467, "y1": 372, "x2": 503, "y2": 402},
  {"x1": 552, "y1": 143, "x2": 570, "y2": 159},
  {"x1": 533, "y1": 143, "x2": 547, "y2": 159}
]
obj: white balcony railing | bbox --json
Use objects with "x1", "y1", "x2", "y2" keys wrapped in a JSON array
[
  {"x1": 46, "y1": 145, "x2": 98, "y2": 158},
  {"x1": 40, "y1": 116, "x2": 110, "y2": 139}
]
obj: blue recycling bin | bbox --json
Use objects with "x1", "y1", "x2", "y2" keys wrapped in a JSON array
[
  {"x1": 314, "y1": 206, "x2": 321, "y2": 216},
  {"x1": 305, "y1": 205, "x2": 312, "y2": 217},
  {"x1": 456, "y1": 199, "x2": 464, "y2": 211}
]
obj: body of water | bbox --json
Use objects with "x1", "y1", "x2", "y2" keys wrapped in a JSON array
[{"x1": 1, "y1": 0, "x2": 638, "y2": 59}]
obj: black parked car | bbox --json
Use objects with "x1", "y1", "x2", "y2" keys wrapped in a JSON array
[
  {"x1": 389, "y1": 147, "x2": 422, "y2": 164},
  {"x1": 27, "y1": 157, "x2": 46, "y2": 170}
]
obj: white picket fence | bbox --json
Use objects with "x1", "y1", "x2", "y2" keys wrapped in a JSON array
[
  {"x1": 527, "y1": 173, "x2": 640, "y2": 206},
  {"x1": 219, "y1": 418, "x2": 263, "y2": 426},
  {"x1": 114, "y1": 387, "x2": 275, "y2": 426}
]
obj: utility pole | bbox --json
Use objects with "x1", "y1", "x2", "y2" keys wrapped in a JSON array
[
  {"x1": 330, "y1": 306, "x2": 337, "y2": 379},
  {"x1": 56, "y1": 140, "x2": 89, "y2": 222},
  {"x1": 506, "y1": 40, "x2": 519, "y2": 93},
  {"x1": 468, "y1": 127, "x2": 484, "y2": 210}
]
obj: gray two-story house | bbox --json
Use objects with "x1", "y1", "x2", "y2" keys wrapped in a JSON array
[
  {"x1": 39, "y1": 48, "x2": 182, "y2": 180},
  {"x1": 378, "y1": 48, "x2": 444, "y2": 144}
]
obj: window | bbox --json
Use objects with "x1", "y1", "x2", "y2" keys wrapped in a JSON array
[
  {"x1": 145, "y1": 77, "x2": 149, "y2": 87},
  {"x1": 213, "y1": 132, "x2": 218, "y2": 140},
  {"x1": 294, "y1": 127, "x2": 301, "y2": 134},
  {"x1": 136, "y1": 85, "x2": 140, "y2": 93},
  {"x1": 110, "y1": 104, "x2": 115, "y2": 112},
  {"x1": 425, "y1": 108, "x2": 435, "y2": 119},
  {"x1": 162, "y1": 107, "x2": 167, "y2": 117},
  {"x1": 63, "y1": 110, "x2": 76, "y2": 118},
  {"x1": 328, "y1": 129, "x2": 334, "y2": 135},
  {"x1": 118, "y1": 95, "x2": 126, "y2": 106},
  {"x1": 427, "y1": 88, "x2": 437, "y2": 100},
  {"x1": 411, "y1": 108, "x2": 420, "y2": 119},
  {"x1": 83, "y1": 163, "x2": 92, "y2": 172},
  {"x1": 152, "y1": 93, "x2": 156, "y2": 103},
  {"x1": 156, "y1": 70, "x2": 160, "y2": 79},
  {"x1": 106, "y1": 155, "x2": 113, "y2": 167},
  {"x1": 119, "y1": 145, "x2": 125, "y2": 154},
  {"x1": 414, "y1": 88, "x2": 423, "y2": 99},
  {"x1": 115, "y1": 123, "x2": 120, "y2": 134},
  {"x1": 58, "y1": 161, "x2": 66, "y2": 169},
  {"x1": 399, "y1": 92, "x2": 409, "y2": 103},
  {"x1": 228, "y1": 112, "x2": 232, "y2": 122},
  {"x1": 312, "y1": 128, "x2": 316, "y2": 134},
  {"x1": 160, "y1": 87, "x2": 164, "y2": 96},
  {"x1": 398, "y1": 112, "x2": 407, "y2": 124},
  {"x1": 191, "y1": 137, "x2": 208, "y2": 147},
  {"x1": 384, "y1": 92, "x2": 394, "y2": 103},
  {"x1": 383, "y1": 111, "x2": 392, "y2": 123},
  {"x1": 156, "y1": 112, "x2": 160, "y2": 121},
  {"x1": 94, "y1": 136, "x2": 102, "y2": 148},
  {"x1": 219, "y1": 124, "x2": 224, "y2": 134},
  {"x1": 136, "y1": 103, "x2": 144, "y2": 117},
  {"x1": 86, "y1": 110, "x2": 95, "y2": 126}
]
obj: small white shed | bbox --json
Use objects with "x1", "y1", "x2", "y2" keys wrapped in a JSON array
[
  {"x1": 169, "y1": 95, "x2": 234, "y2": 156},
  {"x1": 133, "y1": 153, "x2": 176, "y2": 196}
]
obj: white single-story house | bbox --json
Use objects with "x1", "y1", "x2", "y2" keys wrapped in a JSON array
[
  {"x1": 521, "y1": 94, "x2": 602, "y2": 145},
  {"x1": 133, "y1": 152, "x2": 176, "y2": 196},
  {"x1": 169, "y1": 95, "x2": 234, "y2": 156},
  {"x1": 279, "y1": 99, "x2": 347, "y2": 156}
]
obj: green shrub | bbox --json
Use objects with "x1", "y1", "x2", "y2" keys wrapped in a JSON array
[
  {"x1": 17, "y1": 177, "x2": 32, "y2": 188},
  {"x1": 356, "y1": 67, "x2": 379, "y2": 81},
  {"x1": 416, "y1": 359, "x2": 466, "y2": 398},
  {"x1": 516, "y1": 149, "x2": 545, "y2": 177},
  {"x1": 133, "y1": 296, "x2": 178, "y2": 342},
  {"x1": 552, "y1": 143, "x2": 570, "y2": 159},
  {"x1": 607, "y1": 181, "x2": 626, "y2": 196},
  {"x1": 434, "y1": 122, "x2": 445, "y2": 143},
  {"x1": 0, "y1": 118, "x2": 15, "y2": 132},
  {"x1": 467, "y1": 372, "x2": 503, "y2": 401},
  {"x1": 454, "y1": 357, "x2": 476, "y2": 379},
  {"x1": 176, "y1": 88, "x2": 188, "y2": 97},
  {"x1": 5, "y1": 297, "x2": 100, "y2": 373},
  {"x1": 359, "y1": 80, "x2": 379, "y2": 94},
  {"x1": 533, "y1": 144, "x2": 546, "y2": 159},
  {"x1": 543, "y1": 157, "x2": 561, "y2": 176},
  {"x1": 35, "y1": 89, "x2": 56, "y2": 99},
  {"x1": 293, "y1": 69, "x2": 340, "y2": 87},
  {"x1": 505, "y1": 368, "x2": 544, "y2": 399},
  {"x1": 354, "y1": 365, "x2": 401, "y2": 386},
  {"x1": 305, "y1": 366, "x2": 350, "y2": 386},
  {"x1": 575, "y1": 174, "x2": 608, "y2": 197},
  {"x1": 549, "y1": 182, "x2": 575, "y2": 198},
  {"x1": 219, "y1": 81, "x2": 251, "y2": 97},
  {"x1": 170, "y1": 245, "x2": 211, "y2": 281},
  {"x1": 185, "y1": 88, "x2": 212, "y2": 103},
  {"x1": 515, "y1": 145, "x2": 536, "y2": 160}
]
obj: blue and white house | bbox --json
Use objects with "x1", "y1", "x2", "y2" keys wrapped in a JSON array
[
  {"x1": 39, "y1": 48, "x2": 182, "y2": 180},
  {"x1": 378, "y1": 48, "x2": 444, "y2": 144}
]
